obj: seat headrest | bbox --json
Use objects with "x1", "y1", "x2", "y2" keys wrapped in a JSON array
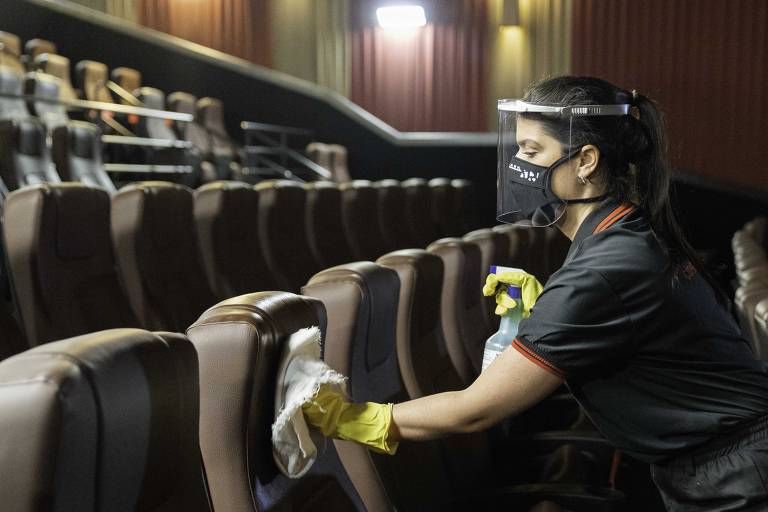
[
  {"x1": 428, "y1": 177, "x2": 451, "y2": 187},
  {"x1": 167, "y1": 91, "x2": 197, "y2": 115},
  {"x1": 76, "y1": 60, "x2": 108, "y2": 80},
  {"x1": 119, "y1": 182, "x2": 194, "y2": 249},
  {"x1": 373, "y1": 179, "x2": 399, "y2": 188},
  {"x1": 67, "y1": 121, "x2": 99, "y2": 158},
  {"x1": 135, "y1": 87, "x2": 165, "y2": 110},
  {"x1": 110, "y1": 66, "x2": 141, "y2": 91},
  {"x1": 254, "y1": 179, "x2": 304, "y2": 192},
  {"x1": 14, "y1": 118, "x2": 47, "y2": 156},
  {"x1": 340, "y1": 179, "x2": 373, "y2": 191},
  {"x1": 303, "y1": 180, "x2": 339, "y2": 192},
  {"x1": 51, "y1": 184, "x2": 111, "y2": 259},
  {"x1": 0, "y1": 32, "x2": 21, "y2": 57},
  {"x1": 196, "y1": 97, "x2": 224, "y2": 124},
  {"x1": 24, "y1": 38, "x2": 57, "y2": 60},
  {"x1": 24, "y1": 71, "x2": 61, "y2": 100},
  {"x1": 0, "y1": 64, "x2": 22, "y2": 93},
  {"x1": 33, "y1": 52, "x2": 69, "y2": 73},
  {"x1": 402, "y1": 178, "x2": 428, "y2": 188}
]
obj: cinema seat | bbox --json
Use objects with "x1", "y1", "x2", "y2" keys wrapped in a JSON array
[
  {"x1": 340, "y1": 180, "x2": 390, "y2": 260},
  {"x1": 735, "y1": 283, "x2": 768, "y2": 356},
  {"x1": 0, "y1": 328, "x2": 213, "y2": 511},
  {"x1": 255, "y1": 180, "x2": 320, "y2": 291},
  {"x1": 196, "y1": 97, "x2": 241, "y2": 179},
  {"x1": 0, "y1": 65, "x2": 29, "y2": 120},
  {"x1": 168, "y1": 91, "x2": 217, "y2": 183},
  {"x1": 51, "y1": 121, "x2": 116, "y2": 192},
  {"x1": 463, "y1": 227, "x2": 513, "y2": 330},
  {"x1": 186, "y1": 291, "x2": 366, "y2": 512},
  {"x1": 75, "y1": 60, "x2": 113, "y2": 103},
  {"x1": 3, "y1": 184, "x2": 139, "y2": 346},
  {"x1": 428, "y1": 177, "x2": 465, "y2": 237},
  {"x1": 111, "y1": 182, "x2": 216, "y2": 331},
  {"x1": 0, "y1": 32, "x2": 24, "y2": 74},
  {"x1": 304, "y1": 181, "x2": 355, "y2": 267},
  {"x1": 0, "y1": 117, "x2": 61, "y2": 190},
  {"x1": 327, "y1": 143, "x2": 351, "y2": 182},
  {"x1": 32, "y1": 53, "x2": 77, "y2": 102},
  {"x1": 110, "y1": 66, "x2": 142, "y2": 103},
  {"x1": 754, "y1": 299, "x2": 768, "y2": 359},
  {"x1": 24, "y1": 71, "x2": 69, "y2": 130},
  {"x1": 194, "y1": 181, "x2": 278, "y2": 299},
  {"x1": 402, "y1": 178, "x2": 440, "y2": 247},
  {"x1": 303, "y1": 262, "x2": 457, "y2": 510},
  {"x1": 426, "y1": 238, "x2": 487, "y2": 384},
  {"x1": 23, "y1": 38, "x2": 57, "y2": 65},
  {"x1": 374, "y1": 179, "x2": 416, "y2": 252}
]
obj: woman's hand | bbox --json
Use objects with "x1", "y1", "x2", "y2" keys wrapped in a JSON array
[{"x1": 389, "y1": 344, "x2": 563, "y2": 442}]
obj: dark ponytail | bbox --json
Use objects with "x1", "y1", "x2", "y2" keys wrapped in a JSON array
[{"x1": 523, "y1": 76, "x2": 724, "y2": 301}]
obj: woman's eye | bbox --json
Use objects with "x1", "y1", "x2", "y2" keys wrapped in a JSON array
[{"x1": 523, "y1": 152, "x2": 537, "y2": 158}]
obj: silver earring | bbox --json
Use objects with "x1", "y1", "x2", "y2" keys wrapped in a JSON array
[{"x1": 578, "y1": 175, "x2": 588, "y2": 185}]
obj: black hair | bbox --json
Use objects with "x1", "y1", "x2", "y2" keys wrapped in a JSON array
[{"x1": 522, "y1": 75, "x2": 723, "y2": 300}]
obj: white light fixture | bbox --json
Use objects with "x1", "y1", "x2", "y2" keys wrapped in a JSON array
[{"x1": 376, "y1": 5, "x2": 427, "y2": 29}]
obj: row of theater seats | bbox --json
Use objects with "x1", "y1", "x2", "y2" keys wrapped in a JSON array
[
  {"x1": 0, "y1": 223, "x2": 621, "y2": 511},
  {"x1": 733, "y1": 216, "x2": 768, "y2": 358}
]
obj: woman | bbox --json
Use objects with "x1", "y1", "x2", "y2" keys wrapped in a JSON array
[{"x1": 304, "y1": 76, "x2": 768, "y2": 510}]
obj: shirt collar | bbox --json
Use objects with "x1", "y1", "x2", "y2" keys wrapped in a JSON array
[{"x1": 566, "y1": 197, "x2": 635, "y2": 261}]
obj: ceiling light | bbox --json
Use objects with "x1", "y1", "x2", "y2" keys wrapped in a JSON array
[{"x1": 376, "y1": 5, "x2": 427, "y2": 29}]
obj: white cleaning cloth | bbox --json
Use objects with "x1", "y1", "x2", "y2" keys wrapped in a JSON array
[{"x1": 271, "y1": 326, "x2": 348, "y2": 479}]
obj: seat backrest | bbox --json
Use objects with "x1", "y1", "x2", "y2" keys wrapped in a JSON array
[
  {"x1": 376, "y1": 249, "x2": 463, "y2": 398},
  {"x1": 340, "y1": 180, "x2": 389, "y2": 261},
  {"x1": 492, "y1": 223, "x2": 532, "y2": 270},
  {"x1": 0, "y1": 118, "x2": 61, "y2": 190},
  {"x1": 754, "y1": 299, "x2": 768, "y2": 360},
  {"x1": 3, "y1": 184, "x2": 139, "y2": 346},
  {"x1": 51, "y1": 121, "x2": 115, "y2": 193},
  {"x1": 186, "y1": 291, "x2": 364, "y2": 512},
  {"x1": 75, "y1": 60, "x2": 112, "y2": 103},
  {"x1": 111, "y1": 182, "x2": 216, "y2": 331},
  {"x1": 426, "y1": 238, "x2": 487, "y2": 384},
  {"x1": 736, "y1": 284, "x2": 768, "y2": 356},
  {"x1": 194, "y1": 181, "x2": 278, "y2": 299},
  {"x1": 402, "y1": 178, "x2": 440, "y2": 247},
  {"x1": 255, "y1": 180, "x2": 320, "y2": 292},
  {"x1": 0, "y1": 328, "x2": 213, "y2": 511},
  {"x1": 196, "y1": 97, "x2": 236, "y2": 154},
  {"x1": 32, "y1": 53, "x2": 77, "y2": 102},
  {"x1": 110, "y1": 66, "x2": 141, "y2": 103},
  {"x1": 327, "y1": 143, "x2": 351, "y2": 183},
  {"x1": 0, "y1": 32, "x2": 23, "y2": 74},
  {"x1": 134, "y1": 87, "x2": 177, "y2": 140},
  {"x1": 24, "y1": 71, "x2": 69, "y2": 130},
  {"x1": 306, "y1": 142, "x2": 333, "y2": 173},
  {"x1": 23, "y1": 38, "x2": 57, "y2": 63},
  {"x1": 303, "y1": 263, "x2": 456, "y2": 510},
  {"x1": 463, "y1": 227, "x2": 511, "y2": 333},
  {"x1": 451, "y1": 178, "x2": 473, "y2": 230},
  {"x1": 0, "y1": 65, "x2": 29, "y2": 120},
  {"x1": 428, "y1": 177, "x2": 463, "y2": 238},
  {"x1": 373, "y1": 179, "x2": 416, "y2": 252},
  {"x1": 303, "y1": 181, "x2": 355, "y2": 268},
  {"x1": 168, "y1": 91, "x2": 211, "y2": 155}
]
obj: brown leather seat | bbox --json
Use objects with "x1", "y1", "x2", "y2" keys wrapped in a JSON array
[
  {"x1": 110, "y1": 67, "x2": 142, "y2": 104},
  {"x1": 0, "y1": 32, "x2": 24, "y2": 74},
  {"x1": 32, "y1": 53, "x2": 77, "y2": 102},
  {"x1": 75, "y1": 60, "x2": 113, "y2": 103},
  {"x1": 3, "y1": 184, "x2": 138, "y2": 346},
  {"x1": 426, "y1": 238, "x2": 487, "y2": 384},
  {"x1": 167, "y1": 92, "x2": 217, "y2": 184},
  {"x1": 451, "y1": 178, "x2": 473, "y2": 230},
  {"x1": 463, "y1": 227, "x2": 512, "y2": 331},
  {"x1": 186, "y1": 291, "x2": 364, "y2": 512},
  {"x1": 196, "y1": 97, "x2": 240, "y2": 179},
  {"x1": 111, "y1": 182, "x2": 216, "y2": 331},
  {"x1": 327, "y1": 144, "x2": 351, "y2": 183},
  {"x1": 194, "y1": 180, "x2": 278, "y2": 299},
  {"x1": 0, "y1": 328, "x2": 213, "y2": 511},
  {"x1": 24, "y1": 38, "x2": 57, "y2": 64},
  {"x1": 0, "y1": 117, "x2": 62, "y2": 190},
  {"x1": 736, "y1": 283, "x2": 768, "y2": 356},
  {"x1": 255, "y1": 180, "x2": 320, "y2": 291},
  {"x1": 303, "y1": 262, "x2": 455, "y2": 510},
  {"x1": 402, "y1": 178, "x2": 440, "y2": 247},
  {"x1": 340, "y1": 180, "x2": 389, "y2": 261},
  {"x1": 755, "y1": 300, "x2": 768, "y2": 360},
  {"x1": 51, "y1": 121, "x2": 116, "y2": 193},
  {"x1": 493, "y1": 223, "x2": 533, "y2": 270},
  {"x1": 373, "y1": 179, "x2": 416, "y2": 252},
  {"x1": 428, "y1": 177, "x2": 464, "y2": 238},
  {"x1": 304, "y1": 181, "x2": 355, "y2": 268}
]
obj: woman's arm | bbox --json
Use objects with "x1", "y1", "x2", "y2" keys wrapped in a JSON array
[{"x1": 389, "y1": 344, "x2": 563, "y2": 441}]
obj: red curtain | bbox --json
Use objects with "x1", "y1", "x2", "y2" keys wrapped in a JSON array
[
  {"x1": 350, "y1": 0, "x2": 490, "y2": 132},
  {"x1": 571, "y1": 0, "x2": 768, "y2": 190},
  {"x1": 138, "y1": 0, "x2": 271, "y2": 67}
]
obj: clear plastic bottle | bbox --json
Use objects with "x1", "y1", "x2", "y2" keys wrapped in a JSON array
[{"x1": 481, "y1": 266, "x2": 524, "y2": 372}]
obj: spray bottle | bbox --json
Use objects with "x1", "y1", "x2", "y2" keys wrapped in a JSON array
[{"x1": 481, "y1": 266, "x2": 524, "y2": 372}]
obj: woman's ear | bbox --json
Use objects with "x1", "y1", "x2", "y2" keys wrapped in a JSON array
[{"x1": 577, "y1": 144, "x2": 601, "y2": 179}]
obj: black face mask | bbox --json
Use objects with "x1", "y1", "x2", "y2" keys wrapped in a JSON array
[{"x1": 497, "y1": 147, "x2": 607, "y2": 226}]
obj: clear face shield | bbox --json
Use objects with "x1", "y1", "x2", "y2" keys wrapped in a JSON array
[{"x1": 496, "y1": 100, "x2": 630, "y2": 226}]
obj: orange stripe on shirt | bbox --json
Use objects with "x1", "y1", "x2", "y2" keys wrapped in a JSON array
[
  {"x1": 594, "y1": 203, "x2": 636, "y2": 234},
  {"x1": 511, "y1": 338, "x2": 566, "y2": 379}
]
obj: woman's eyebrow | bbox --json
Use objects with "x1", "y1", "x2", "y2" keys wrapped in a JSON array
[{"x1": 517, "y1": 138, "x2": 542, "y2": 149}]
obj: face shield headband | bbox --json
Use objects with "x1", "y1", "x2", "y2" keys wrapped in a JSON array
[{"x1": 496, "y1": 99, "x2": 630, "y2": 227}]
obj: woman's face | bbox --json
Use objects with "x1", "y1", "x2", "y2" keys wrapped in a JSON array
[{"x1": 515, "y1": 116, "x2": 584, "y2": 201}]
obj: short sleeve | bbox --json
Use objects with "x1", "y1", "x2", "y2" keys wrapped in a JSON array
[{"x1": 513, "y1": 265, "x2": 635, "y2": 379}]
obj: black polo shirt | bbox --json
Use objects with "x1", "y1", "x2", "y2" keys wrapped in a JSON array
[{"x1": 512, "y1": 198, "x2": 768, "y2": 463}]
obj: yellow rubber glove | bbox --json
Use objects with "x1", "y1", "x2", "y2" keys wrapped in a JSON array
[
  {"x1": 302, "y1": 384, "x2": 399, "y2": 455},
  {"x1": 482, "y1": 270, "x2": 544, "y2": 318}
]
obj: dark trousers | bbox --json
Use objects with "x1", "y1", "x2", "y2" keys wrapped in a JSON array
[{"x1": 650, "y1": 414, "x2": 768, "y2": 511}]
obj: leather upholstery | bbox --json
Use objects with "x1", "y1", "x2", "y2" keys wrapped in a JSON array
[
  {"x1": 327, "y1": 144, "x2": 351, "y2": 183},
  {"x1": 755, "y1": 299, "x2": 768, "y2": 359},
  {"x1": 464, "y1": 228, "x2": 512, "y2": 332},
  {"x1": 402, "y1": 178, "x2": 440, "y2": 247},
  {"x1": 111, "y1": 182, "x2": 216, "y2": 331},
  {"x1": 168, "y1": 92, "x2": 213, "y2": 158},
  {"x1": 0, "y1": 118, "x2": 61, "y2": 191},
  {"x1": 3, "y1": 184, "x2": 138, "y2": 346},
  {"x1": 255, "y1": 180, "x2": 320, "y2": 291},
  {"x1": 32, "y1": 54, "x2": 77, "y2": 102},
  {"x1": 51, "y1": 121, "x2": 115, "y2": 193},
  {"x1": 194, "y1": 180, "x2": 278, "y2": 298},
  {"x1": 303, "y1": 181, "x2": 355, "y2": 267},
  {"x1": 428, "y1": 177, "x2": 464, "y2": 238},
  {"x1": 133, "y1": 87, "x2": 177, "y2": 141},
  {"x1": 24, "y1": 71, "x2": 69, "y2": 130},
  {"x1": 0, "y1": 32, "x2": 23, "y2": 74},
  {"x1": 426, "y1": 237, "x2": 487, "y2": 383},
  {"x1": 24, "y1": 39, "x2": 57, "y2": 62},
  {"x1": 340, "y1": 180, "x2": 389, "y2": 260},
  {"x1": 373, "y1": 179, "x2": 416, "y2": 252},
  {"x1": 186, "y1": 291, "x2": 363, "y2": 512},
  {"x1": 75, "y1": 60, "x2": 112, "y2": 103},
  {"x1": 196, "y1": 97, "x2": 239, "y2": 179},
  {"x1": 110, "y1": 67, "x2": 141, "y2": 104},
  {"x1": 0, "y1": 328, "x2": 213, "y2": 511},
  {"x1": 303, "y1": 262, "x2": 455, "y2": 510},
  {"x1": 0, "y1": 65, "x2": 29, "y2": 120}
]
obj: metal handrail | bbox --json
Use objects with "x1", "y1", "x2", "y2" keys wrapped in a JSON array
[
  {"x1": 241, "y1": 121, "x2": 313, "y2": 137},
  {"x1": 103, "y1": 163, "x2": 192, "y2": 174},
  {"x1": 241, "y1": 121, "x2": 329, "y2": 180},
  {"x1": 106, "y1": 80, "x2": 143, "y2": 107},
  {"x1": 102, "y1": 135, "x2": 192, "y2": 149}
]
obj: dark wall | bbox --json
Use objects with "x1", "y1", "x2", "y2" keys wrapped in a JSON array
[{"x1": 2, "y1": 0, "x2": 766, "y2": 282}]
